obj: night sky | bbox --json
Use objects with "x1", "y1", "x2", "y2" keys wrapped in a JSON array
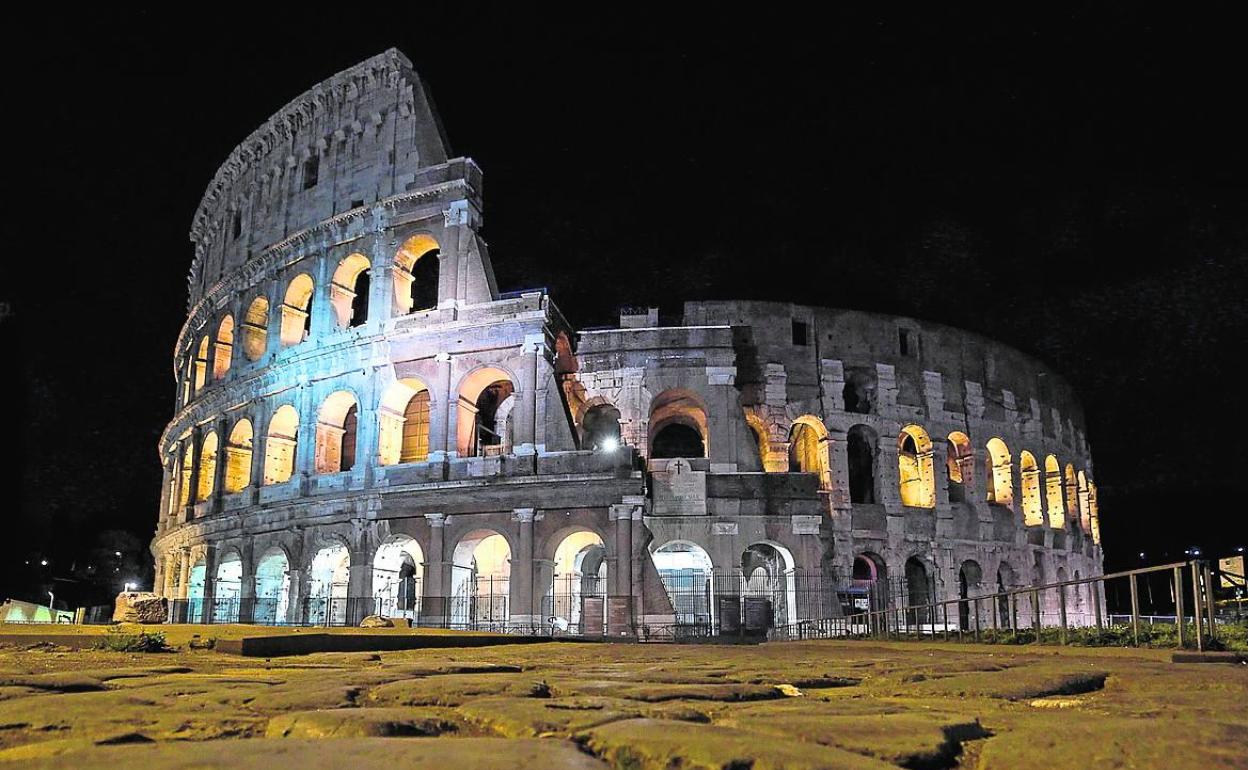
[{"x1": 5, "y1": 10, "x2": 1245, "y2": 604}]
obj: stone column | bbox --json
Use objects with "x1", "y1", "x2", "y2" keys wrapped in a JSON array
[
  {"x1": 348, "y1": 547, "x2": 373, "y2": 625},
  {"x1": 609, "y1": 503, "x2": 633, "y2": 635},
  {"x1": 295, "y1": 385, "x2": 316, "y2": 492},
  {"x1": 201, "y1": 543, "x2": 218, "y2": 623},
  {"x1": 421, "y1": 514, "x2": 449, "y2": 626},
  {"x1": 238, "y1": 537, "x2": 257, "y2": 623},
  {"x1": 827, "y1": 428, "x2": 851, "y2": 515},
  {"x1": 211, "y1": 416, "x2": 229, "y2": 513},
  {"x1": 877, "y1": 431, "x2": 902, "y2": 512},
  {"x1": 510, "y1": 509, "x2": 538, "y2": 627},
  {"x1": 429, "y1": 354, "x2": 453, "y2": 459},
  {"x1": 185, "y1": 427, "x2": 203, "y2": 521},
  {"x1": 629, "y1": 501, "x2": 646, "y2": 627},
  {"x1": 177, "y1": 547, "x2": 192, "y2": 601}
]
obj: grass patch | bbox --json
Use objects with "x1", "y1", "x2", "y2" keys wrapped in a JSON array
[{"x1": 94, "y1": 626, "x2": 169, "y2": 653}]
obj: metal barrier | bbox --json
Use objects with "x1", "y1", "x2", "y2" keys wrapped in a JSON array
[{"x1": 771, "y1": 560, "x2": 1223, "y2": 651}]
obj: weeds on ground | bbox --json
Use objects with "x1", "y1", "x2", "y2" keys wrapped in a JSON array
[{"x1": 94, "y1": 626, "x2": 169, "y2": 652}]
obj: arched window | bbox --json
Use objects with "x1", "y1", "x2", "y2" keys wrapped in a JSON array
[
  {"x1": 253, "y1": 548, "x2": 291, "y2": 625},
  {"x1": 744, "y1": 412, "x2": 776, "y2": 471},
  {"x1": 904, "y1": 557, "x2": 933, "y2": 623},
  {"x1": 958, "y1": 560, "x2": 983, "y2": 630},
  {"x1": 279, "y1": 273, "x2": 314, "y2": 347},
  {"x1": 196, "y1": 431, "x2": 218, "y2": 502},
  {"x1": 946, "y1": 432, "x2": 973, "y2": 503},
  {"x1": 178, "y1": 442, "x2": 194, "y2": 508},
  {"x1": 315, "y1": 391, "x2": 360, "y2": 474},
  {"x1": 1088, "y1": 482, "x2": 1101, "y2": 544},
  {"x1": 788, "y1": 417, "x2": 831, "y2": 489},
  {"x1": 194, "y1": 336, "x2": 210, "y2": 393},
  {"x1": 456, "y1": 367, "x2": 516, "y2": 457},
  {"x1": 263, "y1": 405, "x2": 299, "y2": 485},
  {"x1": 241, "y1": 296, "x2": 269, "y2": 361},
  {"x1": 330, "y1": 253, "x2": 371, "y2": 328},
  {"x1": 394, "y1": 234, "x2": 440, "y2": 314},
  {"x1": 1044, "y1": 454, "x2": 1064, "y2": 528},
  {"x1": 648, "y1": 389, "x2": 708, "y2": 459},
  {"x1": 847, "y1": 424, "x2": 877, "y2": 504},
  {"x1": 897, "y1": 425, "x2": 935, "y2": 508},
  {"x1": 842, "y1": 368, "x2": 876, "y2": 414},
  {"x1": 1077, "y1": 471, "x2": 1090, "y2": 531},
  {"x1": 214, "y1": 315, "x2": 234, "y2": 380},
  {"x1": 224, "y1": 419, "x2": 253, "y2": 493},
  {"x1": 378, "y1": 378, "x2": 431, "y2": 465},
  {"x1": 985, "y1": 438, "x2": 1013, "y2": 508},
  {"x1": 1064, "y1": 463, "x2": 1079, "y2": 526},
  {"x1": 1019, "y1": 451, "x2": 1042, "y2": 526},
  {"x1": 582, "y1": 403, "x2": 623, "y2": 451}
]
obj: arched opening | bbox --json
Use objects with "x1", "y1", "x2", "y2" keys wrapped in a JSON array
[
  {"x1": 788, "y1": 416, "x2": 831, "y2": 489},
  {"x1": 212, "y1": 552, "x2": 243, "y2": 623},
  {"x1": 897, "y1": 425, "x2": 935, "y2": 508},
  {"x1": 378, "y1": 378, "x2": 432, "y2": 465},
  {"x1": 985, "y1": 438, "x2": 1013, "y2": 508},
  {"x1": 648, "y1": 389, "x2": 708, "y2": 459},
  {"x1": 744, "y1": 412, "x2": 777, "y2": 471},
  {"x1": 850, "y1": 553, "x2": 888, "y2": 615},
  {"x1": 330, "y1": 253, "x2": 371, "y2": 328},
  {"x1": 1089, "y1": 481, "x2": 1101, "y2": 544},
  {"x1": 1020, "y1": 451, "x2": 1043, "y2": 526},
  {"x1": 946, "y1": 432, "x2": 973, "y2": 503},
  {"x1": 214, "y1": 315, "x2": 234, "y2": 380},
  {"x1": 314, "y1": 391, "x2": 360, "y2": 474},
  {"x1": 279, "y1": 273, "x2": 314, "y2": 347},
  {"x1": 194, "y1": 336, "x2": 210, "y2": 393},
  {"x1": 253, "y1": 547, "x2": 291, "y2": 625},
  {"x1": 847, "y1": 425, "x2": 878, "y2": 504},
  {"x1": 457, "y1": 368, "x2": 515, "y2": 457},
  {"x1": 1077, "y1": 471, "x2": 1091, "y2": 532},
  {"x1": 187, "y1": 557, "x2": 207, "y2": 623},
  {"x1": 547, "y1": 531, "x2": 607, "y2": 634},
  {"x1": 1064, "y1": 464, "x2": 1079, "y2": 528},
  {"x1": 958, "y1": 560, "x2": 983, "y2": 630},
  {"x1": 1044, "y1": 454, "x2": 1065, "y2": 528},
  {"x1": 742, "y1": 542, "x2": 798, "y2": 626},
  {"x1": 178, "y1": 442, "x2": 194, "y2": 509},
  {"x1": 196, "y1": 431, "x2": 218, "y2": 502},
  {"x1": 842, "y1": 368, "x2": 876, "y2": 414},
  {"x1": 394, "y1": 234, "x2": 441, "y2": 314},
  {"x1": 451, "y1": 531, "x2": 511, "y2": 629},
  {"x1": 581, "y1": 404, "x2": 623, "y2": 451},
  {"x1": 307, "y1": 542, "x2": 350, "y2": 625},
  {"x1": 904, "y1": 557, "x2": 933, "y2": 625},
  {"x1": 263, "y1": 405, "x2": 299, "y2": 485},
  {"x1": 373, "y1": 536, "x2": 424, "y2": 621},
  {"x1": 652, "y1": 541, "x2": 715, "y2": 627},
  {"x1": 224, "y1": 419, "x2": 253, "y2": 493},
  {"x1": 241, "y1": 296, "x2": 269, "y2": 361},
  {"x1": 996, "y1": 562, "x2": 1017, "y2": 629}
]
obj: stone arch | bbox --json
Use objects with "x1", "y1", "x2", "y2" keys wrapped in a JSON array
[
  {"x1": 946, "y1": 431, "x2": 973, "y2": 503},
  {"x1": 1077, "y1": 471, "x2": 1091, "y2": 532},
  {"x1": 648, "y1": 389, "x2": 708, "y2": 459},
  {"x1": 263, "y1": 404, "x2": 299, "y2": 485},
  {"x1": 212, "y1": 549, "x2": 244, "y2": 623},
  {"x1": 194, "y1": 335, "x2": 210, "y2": 393},
  {"x1": 547, "y1": 529, "x2": 608, "y2": 633},
  {"x1": 241, "y1": 295, "x2": 269, "y2": 361},
  {"x1": 373, "y1": 535, "x2": 424, "y2": 620},
  {"x1": 904, "y1": 556, "x2": 934, "y2": 624},
  {"x1": 898, "y1": 425, "x2": 935, "y2": 508},
  {"x1": 958, "y1": 559, "x2": 983, "y2": 630},
  {"x1": 985, "y1": 437, "x2": 1013, "y2": 508},
  {"x1": 186, "y1": 554, "x2": 208, "y2": 623},
  {"x1": 788, "y1": 415, "x2": 831, "y2": 490},
  {"x1": 307, "y1": 537, "x2": 351, "y2": 624},
  {"x1": 581, "y1": 403, "x2": 623, "y2": 451},
  {"x1": 253, "y1": 546, "x2": 291, "y2": 625},
  {"x1": 378, "y1": 377, "x2": 432, "y2": 465},
  {"x1": 456, "y1": 366, "x2": 517, "y2": 457},
  {"x1": 315, "y1": 390, "x2": 360, "y2": 474},
  {"x1": 279, "y1": 273, "x2": 314, "y2": 347},
  {"x1": 651, "y1": 540, "x2": 715, "y2": 627},
  {"x1": 1044, "y1": 454, "x2": 1065, "y2": 528},
  {"x1": 196, "y1": 430, "x2": 219, "y2": 502},
  {"x1": 1019, "y1": 451, "x2": 1043, "y2": 526},
  {"x1": 744, "y1": 411, "x2": 776, "y2": 471},
  {"x1": 842, "y1": 367, "x2": 876, "y2": 414},
  {"x1": 450, "y1": 529, "x2": 512, "y2": 628},
  {"x1": 742, "y1": 541, "x2": 799, "y2": 626},
  {"x1": 330, "y1": 253, "x2": 371, "y2": 328},
  {"x1": 996, "y1": 561, "x2": 1018, "y2": 629},
  {"x1": 847, "y1": 424, "x2": 878, "y2": 504},
  {"x1": 1064, "y1": 464, "x2": 1079, "y2": 528},
  {"x1": 393, "y1": 234, "x2": 441, "y2": 314},
  {"x1": 178, "y1": 441, "x2": 194, "y2": 508},
  {"x1": 214, "y1": 315, "x2": 234, "y2": 380},
  {"x1": 224, "y1": 418, "x2": 253, "y2": 493}
]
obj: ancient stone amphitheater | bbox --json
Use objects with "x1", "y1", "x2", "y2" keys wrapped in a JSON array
[{"x1": 151, "y1": 49, "x2": 1103, "y2": 635}]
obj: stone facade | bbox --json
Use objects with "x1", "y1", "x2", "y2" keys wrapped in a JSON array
[{"x1": 151, "y1": 50, "x2": 1103, "y2": 634}]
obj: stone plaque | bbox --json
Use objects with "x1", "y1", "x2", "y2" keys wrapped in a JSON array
[
  {"x1": 791, "y1": 515, "x2": 822, "y2": 535},
  {"x1": 713, "y1": 521, "x2": 739, "y2": 536},
  {"x1": 653, "y1": 458, "x2": 707, "y2": 516}
]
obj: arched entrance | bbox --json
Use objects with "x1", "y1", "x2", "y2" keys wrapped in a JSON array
[
  {"x1": 741, "y1": 542, "x2": 798, "y2": 627},
  {"x1": 307, "y1": 543, "x2": 350, "y2": 626},
  {"x1": 212, "y1": 552, "x2": 243, "y2": 623},
  {"x1": 253, "y1": 548, "x2": 291, "y2": 625},
  {"x1": 546, "y1": 531, "x2": 607, "y2": 634},
  {"x1": 652, "y1": 541, "x2": 715, "y2": 628},
  {"x1": 996, "y1": 562, "x2": 1018, "y2": 630},
  {"x1": 958, "y1": 560, "x2": 983, "y2": 630},
  {"x1": 373, "y1": 536, "x2": 424, "y2": 622},
  {"x1": 186, "y1": 557, "x2": 207, "y2": 623},
  {"x1": 904, "y1": 557, "x2": 934, "y2": 627},
  {"x1": 450, "y1": 531, "x2": 511, "y2": 629}
]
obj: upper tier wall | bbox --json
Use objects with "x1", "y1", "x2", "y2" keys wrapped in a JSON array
[{"x1": 188, "y1": 49, "x2": 449, "y2": 307}]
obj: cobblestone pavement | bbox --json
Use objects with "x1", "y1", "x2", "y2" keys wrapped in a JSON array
[{"x1": 0, "y1": 634, "x2": 1244, "y2": 768}]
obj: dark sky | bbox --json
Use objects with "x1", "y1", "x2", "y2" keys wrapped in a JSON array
[{"x1": 5, "y1": 9, "x2": 1245, "y2": 599}]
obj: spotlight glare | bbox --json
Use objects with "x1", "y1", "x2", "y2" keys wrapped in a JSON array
[{"x1": 601, "y1": 437, "x2": 619, "y2": 453}]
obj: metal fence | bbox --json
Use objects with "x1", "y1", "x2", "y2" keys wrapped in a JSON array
[{"x1": 771, "y1": 560, "x2": 1226, "y2": 651}]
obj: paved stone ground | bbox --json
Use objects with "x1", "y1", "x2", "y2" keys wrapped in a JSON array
[{"x1": 0, "y1": 634, "x2": 1244, "y2": 768}]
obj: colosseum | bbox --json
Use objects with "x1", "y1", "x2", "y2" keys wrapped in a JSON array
[{"x1": 151, "y1": 49, "x2": 1103, "y2": 636}]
